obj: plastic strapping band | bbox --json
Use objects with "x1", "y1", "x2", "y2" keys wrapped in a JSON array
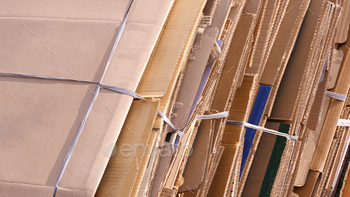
[
  {"x1": 53, "y1": 85, "x2": 100, "y2": 196},
  {"x1": 337, "y1": 119, "x2": 350, "y2": 126},
  {"x1": 326, "y1": 91, "x2": 347, "y2": 101},
  {"x1": 194, "y1": 111, "x2": 229, "y2": 120},
  {"x1": 53, "y1": 1, "x2": 135, "y2": 196},
  {"x1": 226, "y1": 120, "x2": 298, "y2": 140},
  {"x1": 0, "y1": 72, "x2": 144, "y2": 100},
  {"x1": 157, "y1": 110, "x2": 185, "y2": 138},
  {"x1": 99, "y1": 0, "x2": 132, "y2": 84}
]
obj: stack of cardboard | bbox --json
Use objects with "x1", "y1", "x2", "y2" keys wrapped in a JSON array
[{"x1": 2, "y1": 0, "x2": 350, "y2": 196}]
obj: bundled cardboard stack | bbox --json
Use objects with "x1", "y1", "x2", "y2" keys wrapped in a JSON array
[{"x1": 2, "y1": 0, "x2": 350, "y2": 196}]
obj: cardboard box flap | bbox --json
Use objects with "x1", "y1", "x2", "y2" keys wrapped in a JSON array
[
  {"x1": 0, "y1": 181, "x2": 55, "y2": 197},
  {"x1": 0, "y1": 0, "x2": 130, "y2": 20},
  {"x1": 327, "y1": 49, "x2": 344, "y2": 90},
  {"x1": 171, "y1": 26, "x2": 218, "y2": 130},
  {"x1": 179, "y1": 118, "x2": 214, "y2": 192},
  {"x1": 136, "y1": 0, "x2": 206, "y2": 97},
  {"x1": 0, "y1": 77, "x2": 95, "y2": 187},
  {"x1": 336, "y1": 0, "x2": 350, "y2": 43},
  {"x1": 0, "y1": 0, "x2": 129, "y2": 82},
  {"x1": 94, "y1": 99, "x2": 159, "y2": 197},
  {"x1": 101, "y1": 0, "x2": 174, "y2": 88},
  {"x1": 311, "y1": 52, "x2": 350, "y2": 172}
]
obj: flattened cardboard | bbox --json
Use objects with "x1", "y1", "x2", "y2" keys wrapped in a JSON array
[
  {"x1": 327, "y1": 49, "x2": 344, "y2": 90},
  {"x1": 178, "y1": 118, "x2": 213, "y2": 192},
  {"x1": 209, "y1": 76, "x2": 256, "y2": 197},
  {"x1": 268, "y1": 0, "x2": 325, "y2": 120},
  {"x1": 136, "y1": 0, "x2": 206, "y2": 97},
  {"x1": 241, "y1": 128, "x2": 278, "y2": 197},
  {"x1": 260, "y1": 0, "x2": 310, "y2": 86},
  {"x1": 336, "y1": 0, "x2": 350, "y2": 43},
  {"x1": 311, "y1": 52, "x2": 350, "y2": 172},
  {"x1": 95, "y1": 99, "x2": 159, "y2": 197},
  {"x1": 1, "y1": 0, "x2": 174, "y2": 196},
  {"x1": 171, "y1": 26, "x2": 218, "y2": 130},
  {"x1": 245, "y1": 0, "x2": 277, "y2": 75},
  {"x1": 210, "y1": 0, "x2": 233, "y2": 39},
  {"x1": 0, "y1": 77, "x2": 95, "y2": 195},
  {"x1": 294, "y1": 170, "x2": 321, "y2": 197}
]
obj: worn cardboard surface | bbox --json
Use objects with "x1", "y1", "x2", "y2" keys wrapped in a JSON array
[
  {"x1": 260, "y1": 0, "x2": 310, "y2": 86},
  {"x1": 179, "y1": 118, "x2": 213, "y2": 192},
  {"x1": 327, "y1": 49, "x2": 344, "y2": 90},
  {"x1": 95, "y1": 99, "x2": 159, "y2": 197},
  {"x1": 136, "y1": 0, "x2": 206, "y2": 97},
  {"x1": 171, "y1": 26, "x2": 218, "y2": 130},
  {"x1": 294, "y1": 170, "x2": 320, "y2": 197},
  {"x1": 210, "y1": 0, "x2": 233, "y2": 39},
  {"x1": 0, "y1": 78, "x2": 95, "y2": 196},
  {"x1": 311, "y1": 52, "x2": 350, "y2": 172},
  {"x1": 0, "y1": 0, "x2": 174, "y2": 196},
  {"x1": 269, "y1": 0, "x2": 325, "y2": 120},
  {"x1": 209, "y1": 75, "x2": 256, "y2": 197},
  {"x1": 241, "y1": 129, "x2": 277, "y2": 197},
  {"x1": 336, "y1": 0, "x2": 350, "y2": 43}
]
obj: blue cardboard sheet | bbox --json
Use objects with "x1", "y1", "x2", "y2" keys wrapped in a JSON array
[{"x1": 240, "y1": 85, "x2": 272, "y2": 177}]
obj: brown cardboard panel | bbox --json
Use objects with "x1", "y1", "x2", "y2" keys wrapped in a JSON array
[
  {"x1": 136, "y1": 0, "x2": 206, "y2": 97},
  {"x1": 243, "y1": 0, "x2": 263, "y2": 14},
  {"x1": 211, "y1": 0, "x2": 233, "y2": 39},
  {"x1": 268, "y1": 0, "x2": 325, "y2": 120},
  {"x1": 179, "y1": 118, "x2": 213, "y2": 192},
  {"x1": 245, "y1": 0, "x2": 277, "y2": 75},
  {"x1": 327, "y1": 49, "x2": 344, "y2": 90},
  {"x1": 0, "y1": 77, "x2": 94, "y2": 188},
  {"x1": 132, "y1": 128, "x2": 161, "y2": 197},
  {"x1": 208, "y1": 142, "x2": 242, "y2": 197},
  {"x1": 203, "y1": 0, "x2": 218, "y2": 16},
  {"x1": 195, "y1": 146, "x2": 225, "y2": 197},
  {"x1": 326, "y1": 129, "x2": 350, "y2": 192},
  {"x1": 0, "y1": 181, "x2": 55, "y2": 197},
  {"x1": 150, "y1": 143, "x2": 173, "y2": 197},
  {"x1": 211, "y1": 13, "x2": 254, "y2": 114},
  {"x1": 241, "y1": 132, "x2": 277, "y2": 197},
  {"x1": 209, "y1": 76, "x2": 256, "y2": 196},
  {"x1": 294, "y1": 170, "x2": 320, "y2": 197},
  {"x1": 0, "y1": 18, "x2": 119, "y2": 82},
  {"x1": 101, "y1": 0, "x2": 174, "y2": 88},
  {"x1": 171, "y1": 26, "x2": 218, "y2": 130},
  {"x1": 0, "y1": 0, "x2": 130, "y2": 20},
  {"x1": 95, "y1": 99, "x2": 159, "y2": 197},
  {"x1": 311, "y1": 52, "x2": 350, "y2": 172},
  {"x1": 336, "y1": 0, "x2": 350, "y2": 43},
  {"x1": 260, "y1": 0, "x2": 310, "y2": 86}
]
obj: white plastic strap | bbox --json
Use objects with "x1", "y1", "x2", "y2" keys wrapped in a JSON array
[
  {"x1": 53, "y1": 85, "x2": 100, "y2": 196},
  {"x1": 157, "y1": 110, "x2": 185, "y2": 138},
  {"x1": 0, "y1": 72, "x2": 144, "y2": 100},
  {"x1": 326, "y1": 91, "x2": 346, "y2": 101},
  {"x1": 226, "y1": 120, "x2": 298, "y2": 140},
  {"x1": 338, "y1": 119, "x2": 350, "y2": 126},
  {"x1": 195, "y1": 111, "x2": 229, "y2": 120}
]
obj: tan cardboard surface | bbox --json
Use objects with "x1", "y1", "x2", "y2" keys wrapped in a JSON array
[
  {"x1": 241, "y1": 131, "x2": 277, "y2": 197},
  {"x1": 269, "y1": 0, "x2": 325, "y2": 120},
  {"x1": 95, "y1": 99, "x2": 159, "y2": 197},
  {"x1": 336, "y1": 0, "x2": 350, "y2": 43},
  {"x1": 294, "y1": 170, "x2": 320, "y2": 197},
  {"x1": 327, "y1": 49, "x2": 344, "y2": 90},
  {"x1": 0, "y1": 0, "x2": 173, "y2": 196},
  {"x1": 245, "y1": 0, "x2": 277, "y2": 75},
  {"x1": 136, "y1": 0, "x2": 206, "y2": 97},
  {"x1": 0, "y1": 77, "x2": 95, "y2": 187},
  {"x1": 260, "y1": 0, "x2": 310, "y2": 86},
  {"x1": 311, "y1": 52, "x2": 350, "y2": 172},
  {"x1": 171, "y1": 26, "x2": 218, "y2": 130},
  {"x1": 179, "y1": 118, "x2": 213, "y2": 192}
]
